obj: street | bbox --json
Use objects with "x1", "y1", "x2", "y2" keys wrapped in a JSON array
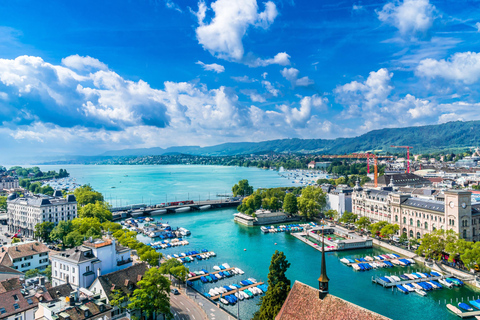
[{"x1": 170, "y1": 291, "x2": 207, "y2": 320}]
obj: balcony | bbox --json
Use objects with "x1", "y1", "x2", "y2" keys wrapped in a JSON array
[{"x1": 117, "y1": 258, "x2": 132, "y2": 266}]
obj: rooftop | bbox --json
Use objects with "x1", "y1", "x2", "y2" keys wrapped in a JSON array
[
  {"x1": 275, "y1": 281, "x2": 390, "y2": 320},
  {"x1": 0, "y1": 288, "x2": 38, "y2": 320},
  {"x1": 7, "y1": 193, "x2": 76, "y2": 207},
  {"x1": 0, "y1": 242, "x2": 49, "y2": 267},
  {"x1": 95, "y1": 263, "x2": 148, "y2": 301},
  {"x1": 402, "y1": 198, "x2": 445, "y2": 212}
]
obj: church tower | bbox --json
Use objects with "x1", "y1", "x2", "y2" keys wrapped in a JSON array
[{"x1": 318, "y1": 226, "x2": 329, "y2": 299}]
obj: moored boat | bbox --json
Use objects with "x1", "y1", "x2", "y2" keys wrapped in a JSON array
[
  {"x1": 458, "y1": 302, "x2": 473, "y2": 311},
  {"x1": 415, "y1": 288, "x2": 427, "y2": 296}
]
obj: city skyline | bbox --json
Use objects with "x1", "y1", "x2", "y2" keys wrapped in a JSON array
[{"x1": 1, "y1": 0, "x2": 480, "y2": 162}]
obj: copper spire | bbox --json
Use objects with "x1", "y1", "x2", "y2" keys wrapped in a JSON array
[{"x1": 318, "y1": 223, "x2": 329, "y2": 299}]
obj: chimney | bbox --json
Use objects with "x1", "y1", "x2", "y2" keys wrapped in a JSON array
[{"x1": 96, "y1": 268, "x2": 101, "y2": 277}]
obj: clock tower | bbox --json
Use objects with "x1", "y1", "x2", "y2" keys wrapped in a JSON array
[{"x1": 444, "y1": 190, "x2": 472, "y2": 240}]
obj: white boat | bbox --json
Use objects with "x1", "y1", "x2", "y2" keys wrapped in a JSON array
[
  {"x1": 235, "y1": 292, "x2": 244, "y2": 300},
  {"x1": 391, "y1": 276, "x2": 401, "y2": 282},
  {"x1": 352, "y1": 264, "x2": 361, "y2": 271},
  {"x1": 412, "y1": 283, "x2": 423, "y2": 290},
  {"x1": 241, "y1": 291, "x2": 250, "y2": 299},
  {"x1": 150, "y1": 209, "x2": 167, "y2": 215},
  {"x1": 403, "y1": 284, "x2": 415, "y2": 292},
  {"x1": 385, "y1": 276, "x2": 395, "y2": 283},
  {"x1": 415, "y1": 288, "x2": 427, "y2": 296},
  {"x1": 199, "y1": 205, "x2": 211, "y2": 210},
  {"x1": 406, "y1": 258, "x2": 415, "y2": 264},
  {"x1": 427, "y1": 281, "x2": 438, "y2": 289},
  {"x1": 220, "y1": 298, "x2": 229, "y2": 305},
  {"x1": 340, "y1": 258, "x2": 350, "y2": 264},
  {"x1": 215, "y1": 274, "x2": 222, "y2": 279},
  {"x1": 229, "y1": 285, "x2": 237, "y2": 290},
  {"x1": 439, "y1": 279, "x2": 454, "y2": 288},
  {"x1": 175, "y1": 207, "x2": 191, "y2": 213},
  {"x1": 213, "y1": 266, "x2": 220, "y2": 271},
  {"x1": 248, "y1": 278, "x2": 257, "y2": 283},
  {"x1": 179, "y1": 227, "x2": 191, "y2": 236}
]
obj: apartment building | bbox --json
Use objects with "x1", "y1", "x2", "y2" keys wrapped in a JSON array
[
  {"x1": 50, "y1": 237, "x2": 132, "y2": 289},
  {"x1": 7, "y1": 191, "x2": 77, "y2": 237},
  {"x1": 0, "y1": 241, "x2": 49, "y2": 272}
]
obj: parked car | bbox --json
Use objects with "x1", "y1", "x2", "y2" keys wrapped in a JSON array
[{"x1": 171, "y1": 289, "x2": 180, "y2": 295}]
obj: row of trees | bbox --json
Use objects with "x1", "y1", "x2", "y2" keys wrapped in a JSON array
[{"x1": 235, "y1": 181, "x2": 327, "y2": 220}]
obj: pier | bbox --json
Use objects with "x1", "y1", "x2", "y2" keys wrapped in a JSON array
[
  {"x1": 210, "y1": 282, "x2": 265, "y2": 300},
  {"x1": 189, "y1": 267, "x2": 237, "y2": 281},
  {"x1": 373, "y1": 273, "x2": 453, "y2": 288},
  {"x1": 346, "y1": 256, "x2": 409, "y2": 266},
  {"x1": 446, "y1": 304, "x2": 480, "y2": 318}
]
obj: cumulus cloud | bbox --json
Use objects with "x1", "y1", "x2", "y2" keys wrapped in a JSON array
[
  {"x1": 476, "y1": 22, "x2": 480, "y2": 32},
  {"x1": 377, "y1": 0, "x2": 436, "y2": 37},
  {"x1": 61, "y1": 55, "x2": 108, "y2": 72},
  {"x1": 196, "y1": 60, "x2": 225, "y2": 73},
  {"x1": 280, "y1": 67, "x2": 314, "y2": 87},
  {"x1": 231, "y1": 75, "x2": 256, "y2": 83},
  {"x1": 0, "y1": 54, "x2": 341, "y2": 159},
  {"x1": 195, "y1": 0, "x2": 288, "y2": 66},
  {"x1": 416, "y1": 51, "x2": 480, "y2": 84}
]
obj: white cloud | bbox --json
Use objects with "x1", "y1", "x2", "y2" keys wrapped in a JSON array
[
  {"x1": 377, "y1": 0, "x2": 436, "y2": 37},
  {"x1": 0, "y1": 54, "x2": 342, "y2": 159},
  {"x1": 165, "y1": 0, "x2": 182, "y2": 12},
  {"x1": 280, "y1": 67, "x2": 314, "y2": 87},
  {"x1": 476, "y1": 22, "x2": 480, "y2": 32},
  {"x1": 262, "y1": 80, "x2": 280, "y2": 97},
  {"x1": 416, "y1": 51, "x2": 480, "y2": 84},
  {"x1": 231, "y1": 75, "x2": 256, "y2": 83},
  {"x1": 261, "y1": 72, "x2": 268, "y2": 79},
  {"x1": 196, "y1": 60, "x2": 225, "y2": 73},
  {"x1": 352, "y1": 4, "x2": 364, "y2": 11},
  {"x1": 194, "y1": 0, "x2": 288, "y2": 66},
  {"x1": 61, "y1": 54, "x2": 108, "y2": 72}
]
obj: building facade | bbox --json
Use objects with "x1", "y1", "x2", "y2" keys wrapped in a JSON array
[
  {"x1": 352, "y1": 182, "x2": 477, "y2": 240},
  {"x1": 6, "y1": 192, "x2": 77, "y2": 237},
  {"x1": 0, "y1": 241, "x2": 49, "y2": 272},
  {"x1": 50, "y1": 238, "x2": 132, "y2": 289},
  {"x1": 0, "y1": 177, "x2": 19, "y2": 191}
]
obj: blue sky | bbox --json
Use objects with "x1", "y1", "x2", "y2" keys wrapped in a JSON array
[{"x1": 1, "y1": 0, "x2": 480, "y2": 161}]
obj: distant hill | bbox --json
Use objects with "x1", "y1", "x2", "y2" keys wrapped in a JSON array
[{"x1": 100, "y1": 120, "x2": 480, "y2": 157}]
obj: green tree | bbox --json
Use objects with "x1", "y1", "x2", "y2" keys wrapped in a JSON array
[
  {"x1": 170, "y1": 265, "x2": 189, "y2": 283},
  {"x1": 50, "y1": 221, "x2": 73, "y2": 248},
  {"x1": 338, "y1": 211, "x2": 358, "y2": 224},
  {"x1": 268, "y1": 196, "x2": 281, "y2": 211},
  {"x1": 446, "y1": 238, "x2": 473, "y2": 263},
  {"x1": 110, "y1": 289, "x2": 129, "y2": 310},
  {"x1": 0, "y1": 196, "x2": 6, "y2": 211},
  {"x1": 34, "y1": 222, "x2": 55, "y2": 242},
  {"x1": 355, "y1": 216, "x2": 371, "y2": 231},
  {"x1": 74, "y1": 185, "x2": 104, "y2": 206},
  {"x1": 11, "y1": 237, "x2": 21, "y2": 244},
  {"x1": 415, "y1": 229, "x2": 458, "y2": 260},
  {"x1": 159, "y1": 258, "x2": 183, "y2": 276},
  {"x1": 78, "y1": 201, "x2": 112, "y2": 222},
  {"x1": 368, "y1": 221, "x2": 388, "y2": 235},
  {"x1": 40, "y1": 265, "x2": 52, "y2": 280},
  {"x1": 25, "y1": 268, "x2": 39, "y2": 278},
  {"x1": 71, "y1": 217, "x2": 102, "y2": 237},
  {"x1": 399, "y1": 232, "x2": 408, "y2": 243},
  {"x1": 127, "y1": 267, "x2": 173, "y2": 320},
  {"x1": 380, "y1": 224, "x2": 399, "y2": 240},
  {"x1": 297, "y1": 186, "x2": 327, "y2": 219},
  {"x1": 140, "y1": 250, "x2": 160, "y2": 267},
  {"x1": 232, "y1": 179, "x2": 254, "y2": 197},
  {"x1": 254, "y1": 251, "x2": 291, "y2": 320},
  {"x1": 282, "y1": 193, "x2": 298, "y2": 215},
  {"x1": 324, "y1": 209, "x2": 339, "y2": 221},
  {"x1": 65, "y1": 231, "x2": 85, "y2": 247},
  {"x1": 460, "y1": 242, "x2": 480, "y2": 269}
]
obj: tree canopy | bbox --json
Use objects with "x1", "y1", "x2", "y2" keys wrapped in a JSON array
[
  {"x1": 338, "y1": 211, "x2": 357, "y2": 224},
  {"x1": 282, "y1": 193, "x2": 298, "y2": 215},
  {"x1": 74, "y1": 185, "x2": 104, "y2": 206},
  {"x1": 34, "y1": 222, "x2": 55, "y2": 242},
  {"x1": 254, "y1": 251, "x2": 291, "y2": 320},
  {"x1": 232, "y1": 179, "x2": 253, "y2": 197},
  {"x1": 415, "y1": 229, "x2": 458, "y2": 260},
  {"x1": 126, "y1": 267, "x2": 173, "y2": 320},
  {"x1": 355, "y1": 216, "x2": 371, "y2": 230},
  {"x1": 297, "y1": 186, "x2": 327, "y2": 219},
  {"x1": 78, "y1": 201, "x2": 112, "y2": 222}
]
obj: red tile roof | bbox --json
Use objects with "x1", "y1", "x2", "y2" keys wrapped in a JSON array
[{"x1": 275, "y1": 281, "x2": 390, "y2": 320}]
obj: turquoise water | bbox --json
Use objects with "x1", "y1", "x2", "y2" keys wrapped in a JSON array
[
  {"x1": 36, "y1": 165, "x2": 480, "y2": 319},
  {"x1": 37, "y1": 165, "x2": 297, "y2": 206}
]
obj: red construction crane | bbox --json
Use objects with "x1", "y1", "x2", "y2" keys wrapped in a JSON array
[
  {"x1": 390, "y1": 146, "x2": 414, "y2": 173},
  {"x1": 321, "y1": 153, "x2": 393, "y2": 188}
]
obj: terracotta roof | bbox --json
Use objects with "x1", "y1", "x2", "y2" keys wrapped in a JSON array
[
  {"x1": 0, "y1": 278, "x2": 22, "y2": 294},
  {"x1": 95, "y1": 263, "x2": 148, "y2": 301},
  {"x1": 275, "y1": 281, "x2": 390, "y2": 320},
  {"x1": 62, "y1": 300, "x2": 111, "y2": 320},
  {"x1": 0, "y1": 288, "x2": 39, "y2": 319}
]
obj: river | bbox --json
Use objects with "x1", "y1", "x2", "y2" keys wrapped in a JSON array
[{"x1": 37, "y1": 165, "x2": 480, "y2": 319}]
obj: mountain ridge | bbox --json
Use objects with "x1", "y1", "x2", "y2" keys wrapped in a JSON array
[{"x1": 100, "y1": 120, "x2": 480, "y2": 157}]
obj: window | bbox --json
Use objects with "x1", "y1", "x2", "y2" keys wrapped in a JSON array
[
  {"x1": 86, "y1": 266, "x2": 90, "y2": 272},
  {"x1": 72, "y1": 276, "x2": 75, "y2": 283},
  {"x1": 72, "y1": 267, "x2": 75, "y2": 273},
  {"x1": 416, "y1": 232, "x2": 421, "y2": 239},
  {"x1": 409, "y1": 230, "x2": 414, "y2": 238},
  {"x1": 424, "y1": 222, "x2": 428, "y2": 229},
  {"x1": 13, "y1": 294, "x2": 18, "y2": 301},
  {"x1": 403, "y1": 217, "x2": 406, "y2": 224},
  {"x1": 410, "y1": 218, "x2": 413, "y2": 226},
  {"x1": 0, "y1": 308, "x2": 5, "y2": 314},
  {"x1": 417, "y1": 220, "x2": 420, "y2": 227},
  {"x1": 463, "y1": 230, "x2": 467, "y2": 238},
  {"x1": 13, "y1": 303, "x2": 19, "y2": 309}
]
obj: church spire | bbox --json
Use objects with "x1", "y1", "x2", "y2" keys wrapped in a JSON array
[{"x1": 318, "y1": 224, "x2": 329, "y2": 299}]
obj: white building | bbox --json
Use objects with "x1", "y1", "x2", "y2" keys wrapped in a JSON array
[
  {"x1": 7, "y1": 191, "x2": 77, "y2": 237},
  {"x1": 0, "y1": 241, "x2": 49, "y2": 272},
  {"x1": 50, "y1": 237, "x2": 132, "y2": 289},
  {"x1": 0, "y1": 176, "x2": 19, "y2": 191}
]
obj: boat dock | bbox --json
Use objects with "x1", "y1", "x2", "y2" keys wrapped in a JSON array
[
  {"x1": 210, "y1": 282, "x2": 265, "y2": 300},
  {"x1": 189, "y1": 267, "x2": 236, "y2": 281},
  {"x1": 447, "y1": 304, "x2": 480, "y2": 318},
  {"x1": 346, "y1": 256, "x2": 407, "y2": 266},
  {"x1": 373, "y1": 273, "x2": 453, "y2": 288}
]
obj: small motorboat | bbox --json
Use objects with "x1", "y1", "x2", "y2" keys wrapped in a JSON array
[
  {"x1": 396, "y1": 285, "x2": 409, "y2": 294},
  {"x1": 458, "y1": 302, "x2": 473, "y2": 311},
  {"x1": 415, "y1": 288, "x2": 427, "y2": 296}
]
